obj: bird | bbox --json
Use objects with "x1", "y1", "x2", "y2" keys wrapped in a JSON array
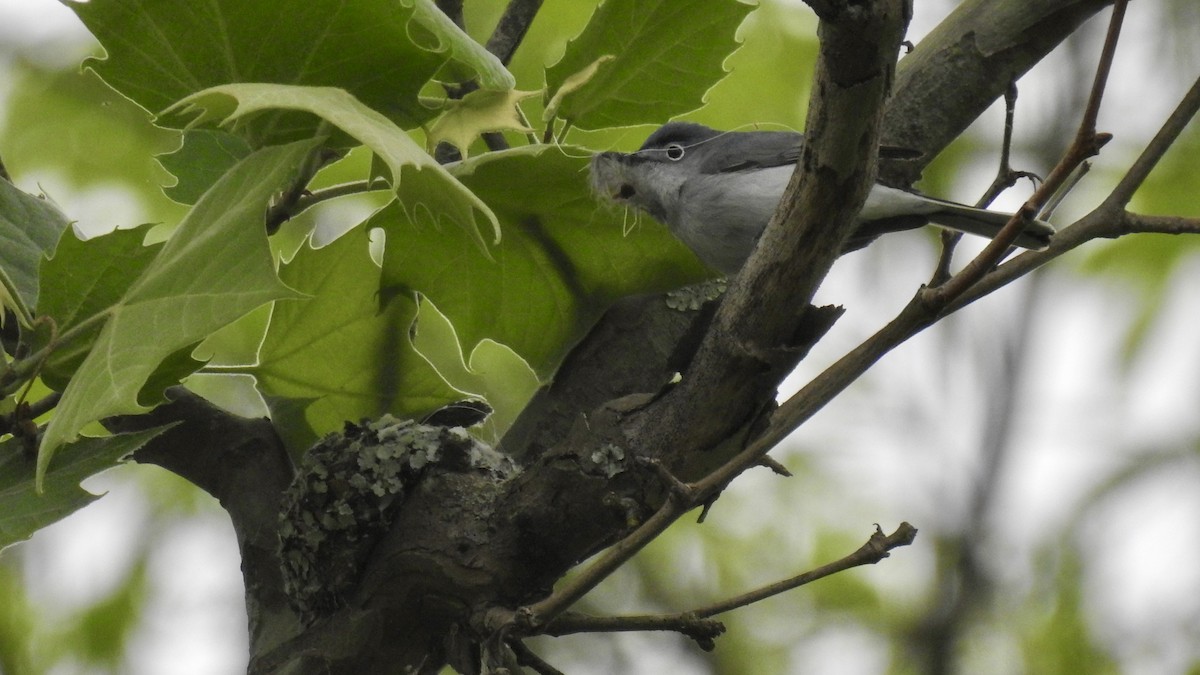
[{"x1": 590, "y1": 121, "x2": 1054, "y2": 275}]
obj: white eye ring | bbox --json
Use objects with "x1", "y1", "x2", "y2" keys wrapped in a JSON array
[{"x1": 665, "y1": 143, "x2": 686, "y2": 161}]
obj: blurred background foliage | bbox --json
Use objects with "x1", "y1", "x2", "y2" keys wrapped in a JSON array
[{"x1": 1, "y1": 0, "x2": 1199, "y2": 673}]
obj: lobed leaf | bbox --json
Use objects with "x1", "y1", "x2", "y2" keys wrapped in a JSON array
[
  {"x1": 409, "y1": 299, "x2": 539, "y2": 441},
  {"x1": 159, "y1": 130, "x2": 252, "y2": 205},
  {"x1": 0, "y1": 426, "x2": 172, "y2": 552},
  {"x1": 544, "y1": 0, "x2": 754, "y2": 129},
  {"x1": 253, "y1": 227, "x2": 464, "y2": 455},
  {"x1": 0, "y1": 181, "x2": 73, "y2": 326},
  {"x1": 64, "y1": 0, "x2": 511, "y2": 137},
  {"x1": 374, "y1": 145, "x2": 711, "y2": 379},
  {"x1": 427, "y1": 89, "x2": 540, "y2": 157},
  {"x1": 30, "y1": 227, "x2": 162, "y2": 391},
  {"x1": 36, "y1": 140, "x2": 316, "y2": 485},
  {"x1": 171, "y1": 83, "x2": 499, "y2": 249}
]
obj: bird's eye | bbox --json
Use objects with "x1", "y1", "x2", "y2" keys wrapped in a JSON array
[{"x1": 665, "y1": 143, "x2": 686, "y2": 161}]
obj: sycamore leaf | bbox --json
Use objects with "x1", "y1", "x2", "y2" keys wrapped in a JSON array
[
  {"x1": 544, "y1": 0, "x2": 754, "y2": 129},
  {"x1": 252, "y1": 227, "x2": 464, "y2": 451},
  {"x1": 544, "y1": 55, "x2": 615, "y2": 122},
  {"x1": 30, "y1": 227, "x2": 162, "y2": 391},
  {"x1": 36, "y1": 140, "x2": 315, "y2": 486},
  {"x1": 0, "y1": 180, "x2": 72, "y2": 326},
  {"x1": 171, "y1": 83, "x2": 499, "y2": 248},
  {"x1": 159, "y1": 130, "x2": 252, "y2": 205},
  {"x1": 63, "y1": 0, "x2": 510, "y2": 136},
  {"x1": 408, "y1": 0, "x2": 515, "y2": 90},
  {"x1": 428, "y1": 89, "x2": 540, "y2": 156},
  {"x1": 374, "y1": 145, "x2": 711, "y2": 379},
  {"x1": 409, "y1": 298, "x2": 539, "y2": 441},
  {"x1": 0, "y1": 426, "x2": 172, "y2": 552}
]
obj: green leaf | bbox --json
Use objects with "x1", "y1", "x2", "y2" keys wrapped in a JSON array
[
  {"x1": 37, "y1": 140, "x2": 314, "y2": 485},
  {"x1": 374, "y1": 145, "x2": 711, "y2": 379},
  {"x1": 252, "y1": 227, "x2": 464, "y2": 451},
  {"x1": 0, "y1": 180, "x2": 73, "y2": 326},
  {"x1": 31, "y1": 227, "x2": 162, "y2": 391},
  {"x1": 0, "y1": 426, "x2": 172, "y2": 552},
  {"x1": 544, "y1": 0, "x2": 754, "y2": 129},
  {"x1": 159, "y1": 130, "x2": 252, "y2": 205},
  {"x1": 544, "y1": 55, "x2": 615, "y2": 122},
  {"x1": 171, "y1": 83, "x2": 499, "y2": 248},
  {"x1": 410, "y1": 299, "x2": 539, "y2": 441},
  {"x1": 64, "y1": 0, "x2": 508, "y2": 135},
  {"x1": 408, "y1": 0, "x2": 516, "y2": 90},
  {"x1": 427, "y1": 89, "x2": 539, "y2": 157}
]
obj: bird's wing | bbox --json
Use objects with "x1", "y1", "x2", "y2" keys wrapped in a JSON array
[
  {"x1": 699, "y1": 130, "x2": 803, "y2": 173},
  {"x1": 697, "y1": 129, "x2": 922, "y2": 173}
]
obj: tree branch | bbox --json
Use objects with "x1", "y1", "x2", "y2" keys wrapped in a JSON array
[
  {"x1": 264, "y1": 146, "x2": 342, "y2": 234},
  {"x1": 697, "y1": 522, "x2": 918, "y2": 617},
  {"x1": 543, "y1": 522, "x2": 916, "y2": 645},
  {"x1": 103, "y1": 388, "x2": 296, "y2": 656},
  {"x1": 289, "y1": 179, "x2": 390, "y2": 216},
  {"x1": 924, "y1": 0, "x2": 1125, "y2": 304},
  {"x1": 486, "y1": 0, "x2": 545, "y2": 66},
  {"x1": 948, "y1": 68, "x2": 1200, "y2": 311},
  {"x1": 881, "y1": 0, "x2": 1116, "y2": 185},
  {"x1": 505, "y1": 0, "x2": 912, "y2": 636}
]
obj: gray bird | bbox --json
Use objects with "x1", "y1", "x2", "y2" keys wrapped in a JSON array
[{"x1": 590, "y1": 121, "x2": 1054, "y2": 275}]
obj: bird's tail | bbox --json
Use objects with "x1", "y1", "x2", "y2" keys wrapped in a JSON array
[{"x1": 923, "y1": 199, "x2": 1054, "y2": 250}]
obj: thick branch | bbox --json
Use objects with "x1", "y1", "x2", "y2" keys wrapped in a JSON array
[
  {"x1": 632, "y1": 0, "x2": 910, "y2": 480},
  {"x1": 103, "y1": 388, "x2": 296, "y2": 656},
  {"x1": 505, "y1": 0, "x2": 912, "y2": 635},
  {"x1": 881, "y1": 0, "x2": 1115, "y2": 185}
]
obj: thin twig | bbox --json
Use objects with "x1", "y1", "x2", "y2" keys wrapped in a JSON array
[
  {"x1": 545, "y1": 611, "x2": 724, "y2": 638},
  {"x1": 930, "y1": 229, "x2": 964, "y2": 288},
  {"x1": 932, "y1": 81, "x2": 1024, "y2": 286},
  {"x1": 1103, "y1": 72, "x2": 1200, "y2": 209},
  {"x1": 24, "y1": 391, "x2": 62, "y2": 420},
  {"x1": 517, "y1": 483, "x2": 693, "y2": 631},
  {"x1": 949, "y1": 70, "x2": 1200, "y2": 312},
  {"x1": 694, "y1": 522, "x2": 917, "y2": 617},
  {"x1": 978, "y1": 81, "x2": 1043, "y2": 206},
  {"x1": 546, "y1": 612, "x2": 725, "y2": 651},
  {"x1": 264, "y1": 146, "x2": 341, "y2": 234},
  {"x1": 1042, "y1": 161, "x2": 1090, "y2": 219},
  {"x1": 1123, "y1": 213, "x2": 1200, "y2": 235},
  {"x1": 507, "y1": 639, "x2": 565, "y2": 675},
  {"x1": 926, "y1": 0, "x2": 1127, "y2": 304},
  {"x1": 545, "y1": 522, "x2": 916, "y2": 643}
]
